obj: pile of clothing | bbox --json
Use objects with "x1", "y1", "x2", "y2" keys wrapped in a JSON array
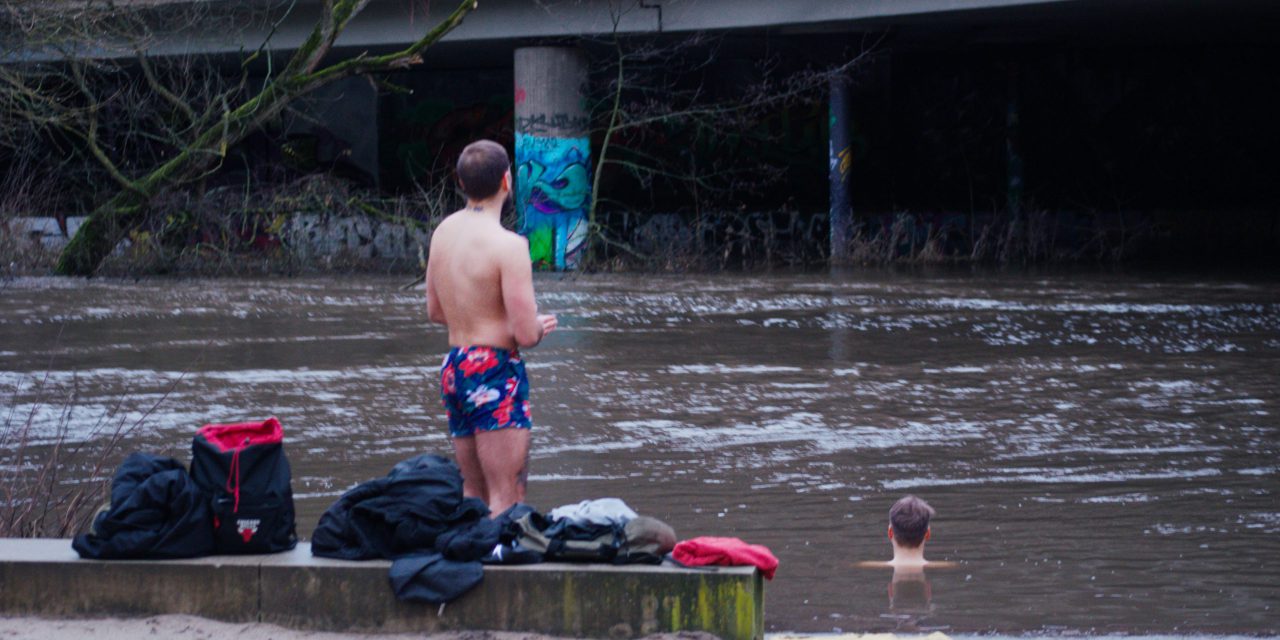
[
  {"x1": 310, "y1": 455, "x2": 679, "y2": 603},
  {"x1": 73, "y1": 418, "x2": 297, "y2": 559},
  {"x1": 73, "y1": 440, "x2": 778, "y2": 606}
]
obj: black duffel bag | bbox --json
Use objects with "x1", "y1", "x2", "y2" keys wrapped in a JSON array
[{"x1": 191, "y1": 416, "x2": 297, "y2": 554}]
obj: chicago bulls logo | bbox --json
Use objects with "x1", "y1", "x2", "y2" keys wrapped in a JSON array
[{"x1": 237, "y1": 518, "x2": 261, "y2": 543}]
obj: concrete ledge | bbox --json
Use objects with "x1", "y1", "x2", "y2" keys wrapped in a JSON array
[{"x1": 0, "y1": 539, "x2": 763, "y2": 639}]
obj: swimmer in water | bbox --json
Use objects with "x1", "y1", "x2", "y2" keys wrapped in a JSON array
[
  {"x1": 858, "y1": 495, "x2": 955, "y2": 569},
  {"x1": 886, "y1": 494, "x2": 935, "y2": 567},
  {"x1": 857, "y1": 495, "x2": 953, "y2": 618}
]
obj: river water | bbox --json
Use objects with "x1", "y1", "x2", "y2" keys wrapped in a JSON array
[{"x1": 2, "y1": 271, "x2": 1277, "y2": 634}]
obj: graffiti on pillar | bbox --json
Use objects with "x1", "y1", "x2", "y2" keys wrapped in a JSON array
[
  {"x1": 515, "y1": 132, "x2": 590, "y2": 270},
  {"x1": 830, "y1": 145, "x2": 852, "y2": 182},
  {"x1": 516, "y1": 113, "x2": 592, "y2": 136},
  {"x1": 828, "y1": 112, "x2": 852, "y2": 184}
]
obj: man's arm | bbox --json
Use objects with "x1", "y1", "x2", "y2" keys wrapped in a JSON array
[
  {"x1": 425, "y1": 239, "x2": 446, "y2": 325},
  {"x1": 500, "y1": 236, "x2": 555, "y2": 348}
]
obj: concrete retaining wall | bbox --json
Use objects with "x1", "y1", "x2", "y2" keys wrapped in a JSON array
[
  {"x1": 0, "y1": 539, "x2": 763, "y2": 639},
  {"x1": 282, "y1": 214, "x2": 430, "y2": 264},
  {"x1": 3, "y1": 216, "x2": 430, "y2": 265}
]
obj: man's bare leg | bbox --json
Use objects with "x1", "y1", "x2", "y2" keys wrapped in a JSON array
[
  {"x1": 475, "y1": 427, "x2": 531, "y2": 516},
  {"x1": 450, "y1": 435, "x2": 489, "y2": 501}
]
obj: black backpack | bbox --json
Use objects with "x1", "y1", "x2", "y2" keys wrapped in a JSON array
[{"x1": 190, "y1": 417, "x2": 297, "y2": 554}]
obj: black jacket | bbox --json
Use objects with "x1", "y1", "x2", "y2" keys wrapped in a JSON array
[
  {"x1": 72, "y1": 453, "x2": 215, "y2": 560},
  {"x1": 312, "y1": 455, "x2": 549, "y2": 604},
  {"x1": 311, "y1": 454, "x2": 484, "y2": 560}
]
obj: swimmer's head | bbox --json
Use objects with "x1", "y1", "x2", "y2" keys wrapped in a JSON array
[
  {"x1": 889, "y1": 495, "x2": 935, "y2": 548},
  {"x1": 456, "y1": 140, "x2": 511, "y2": 201}
]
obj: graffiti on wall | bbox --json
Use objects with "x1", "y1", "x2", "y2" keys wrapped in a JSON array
[
  {"x1": 515, "y1": 132, "x2": 590, "y2": 270},
  {"x1": 516, "y1": 112, "x2": 591, "y2": 136}
]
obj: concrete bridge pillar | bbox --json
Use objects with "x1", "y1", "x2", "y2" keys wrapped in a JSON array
[
  {"x1": 828, "y1": 75, "x2": 853, "y2": 263},
  {"x1": 514, "y1": 47, "x2": 591, "y2": 270}
]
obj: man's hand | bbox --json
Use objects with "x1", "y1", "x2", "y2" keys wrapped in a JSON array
[{"x1": 537, "y1": 313, "x2": 558, "y2": 340}]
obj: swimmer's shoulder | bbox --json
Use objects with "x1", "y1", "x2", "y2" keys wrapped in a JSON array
[
  {"x1": 852, "y1": 559, "x2": 959, "y2": 569},
  {"x1": 855, "y1": 560, "x2": 894, "y2": 569}
]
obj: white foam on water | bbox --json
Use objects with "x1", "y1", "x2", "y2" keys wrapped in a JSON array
[
  {"x1": 1238, "y1": 466, "x2": 1278, "y2": 476},
  {"x1": 537, "y1": 439, "x2": 646, "y2": 455},
  {"x1": 762, "y1": 318, "x2": 800, "y2": 328},
  {"x1": 923, "y1": 297, "x2": 1240, "y2": 315},
  {"x1": 883, "y1": 467, "x2": 1222, "y2": 490},
  {"x1": 1131, "y1": 379, "x2": 1214, "y2": 393},
  {"x1": 528, "y1": 473, "x2": 619, "y2": 481},
  {"x1": 1147, "y1": 523, "x2": 1231, "y2": 535},
  {"x1": 292, "y1": 490, "x2": 348, "y2": 499},
  {"x1": 685, "y1": 405, "x2": 724, "y2": 414},
  {"x1": 0, "y1": 400, "x2": 251, "y2": 443},
  {"x1": 665, "y1": 364, "x2": 804, "y2": 375},
  {"x1": 613, "y1": 412, "x2": 828, "y2": 450},
  {"x1": 995, "y1": 445, "x2": 1226, "y2": 459},
  {"x1": 612, "y1": 418, "x2": 688, "y2": 430},
  {"x1": 1080, "y1": 492, "x2": 1158, "y2": 504},
  {"x1": 199, "y1": 365, "x2": 424, "y2": 384}
]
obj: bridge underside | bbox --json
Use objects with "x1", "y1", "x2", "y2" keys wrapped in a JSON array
[
  {"x1": 222, "y1": 0, "x2": 1280, "y2": 262},
  {"x1": 6, "y1": 0, "x2": 1279, "y2": 264},
  {"x1": 150, "y1": 0, "x2": 1275, "y2": 70}
]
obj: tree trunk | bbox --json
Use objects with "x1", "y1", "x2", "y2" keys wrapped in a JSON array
[
  {"x1": 53, "y1": 0, "x2": 476, "y2": 276},
  {"x1": 55, "y1": 194, "x2": 146, "y2": 276}
]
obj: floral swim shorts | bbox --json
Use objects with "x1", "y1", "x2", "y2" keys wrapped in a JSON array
[{"x1": 439, "y1": 345, "x2": 532, "y2": 438}]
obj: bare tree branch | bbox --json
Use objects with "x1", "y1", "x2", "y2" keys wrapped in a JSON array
[{"x1": 0, "y1": 0, "x2": 481, "y2": 275}]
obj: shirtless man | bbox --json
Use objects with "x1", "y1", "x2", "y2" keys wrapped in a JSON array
[{"x1": 426, "y1": 139, "x2": 557, "y2": 516}]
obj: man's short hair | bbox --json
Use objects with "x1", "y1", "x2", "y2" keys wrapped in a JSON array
[
  {"x1": 890, "y1": 495, "x2": 935, "y2": 548},
  {"x1": 456, "y1": 140, "x2": 509, "y2": 200}
]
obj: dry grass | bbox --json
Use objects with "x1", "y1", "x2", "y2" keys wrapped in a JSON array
[
  {"x1": 0, "y1": 370, "x2": 186, "y2": 538},
  {"x1": 0, "y1": 159, "x2": 62, "y2": 276}
]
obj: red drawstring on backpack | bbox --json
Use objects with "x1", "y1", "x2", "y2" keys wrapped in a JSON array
[
  {"x1": 225, "y1": 437, "x2": 248, "y2": 513},
  {"x1": 197, "y1": 419, "x2": 282, "y2": 517}
]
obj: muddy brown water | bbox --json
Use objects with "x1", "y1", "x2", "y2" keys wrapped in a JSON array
[{"x1": 2, "y1": 271, "x2": 1278, "y2": 634}]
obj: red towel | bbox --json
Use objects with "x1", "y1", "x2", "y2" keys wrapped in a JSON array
[{"x1": 672, "y1": 536, "x2": 778, "y2": 580}]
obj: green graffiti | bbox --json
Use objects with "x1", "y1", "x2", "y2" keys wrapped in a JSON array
[
  {"x1": 515, "y1": 132, "x2": 590, "y2": 270},
  {"x1": 527, "y1": 225, "x2": 555, "y2": 268}
]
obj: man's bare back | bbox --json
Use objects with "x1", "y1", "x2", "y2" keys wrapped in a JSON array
[
  {"x1": 426, "y1": 140, "x2": 556, "y2": 516},
  {"x1": 427, "y1": 212, "x2": 539, "y2": 350}
]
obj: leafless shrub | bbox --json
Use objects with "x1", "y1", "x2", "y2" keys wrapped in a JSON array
[
  {"x1": 0, "y1": 370, "x2": 186, "y2": 538},
  {"x1": 578, "y1": 1, "x2": 879, "y2": 267},
  {"x1": 1, "y1": 0, "x2": 478, "y2": 275},
  {"x1": 0, "y1": 154, "x2": 63, "y2": 275}
]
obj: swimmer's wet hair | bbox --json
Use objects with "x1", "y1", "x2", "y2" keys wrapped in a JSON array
[
  {"x1": 890, "y1": 495, "x2": 935, "y2": 548},
  {"x1": 456, "y1": 140, "x2": 509, "y2": 200}
]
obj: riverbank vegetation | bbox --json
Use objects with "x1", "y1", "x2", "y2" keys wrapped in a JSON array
[
  {"x1": 0, "y1": 0, "x2": 477, "y2": 276},
  {"x1": 0, "y1": 377, "x2": 180, "y2": 538}
]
